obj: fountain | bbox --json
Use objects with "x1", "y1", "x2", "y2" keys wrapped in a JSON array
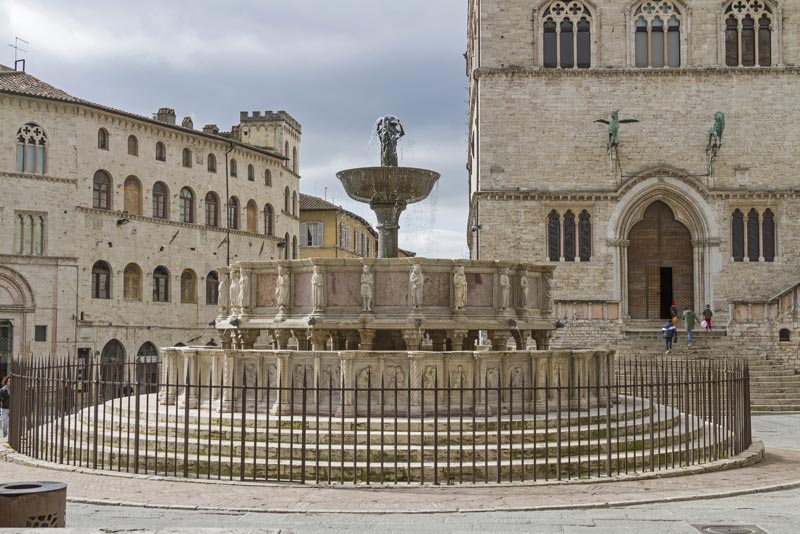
[{"x1": 337, "y1": 116, "x2": 440, "y2": 258}]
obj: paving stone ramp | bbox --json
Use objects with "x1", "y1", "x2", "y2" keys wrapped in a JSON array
[{"x1": 618, "y1": 323, "x2": 800, "y2": 413}]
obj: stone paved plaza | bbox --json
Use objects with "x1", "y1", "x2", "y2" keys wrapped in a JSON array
[{"x1": 0, "y1": 415, "x2": 797, "y2": 532}]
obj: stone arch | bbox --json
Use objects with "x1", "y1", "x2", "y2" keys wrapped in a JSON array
[
  {"x1": 0, "y1": 265, "x2": 35, "y2": 309},
  {"x1": 607, "y1": 171, "x2": 720, "y2": 319},
  {"x1": 100, "y1": 339, "x2": 127, "y2": 398},
  {"x1": 0, "y1": 266, "x2": 35, "y2": 367}
]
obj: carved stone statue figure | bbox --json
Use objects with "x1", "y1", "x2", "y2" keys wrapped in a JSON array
[
  {"x1": 360, "y1": 264, "x2": 374, "y2": 311},
  {"x1": 451, "y1": 365, "x2": 467, "y2": 387},
  {"x1": 423, "y1": 365, "x2": 437, "y2": 388},
  {"x1": 543, "y1": 272, "x2": 553, "y2": 313},
  {"x1": 510, "y1": 366, "x2": 523, "y2": 388},
  {"x1": 229, "y1": 270, "x2": 240, "y2": 310},
  {"x1": 388, "y1": 365, "x2": 406, "y2": 388},
  {"x1": 486, "y1": 367, "x2": 499, "y2": 388},
  {"x1": 499, "y1": 273, "x2": 511, "y2": 310},
  {"x1": 594, "y1": 111, "x2": 639, "y2": 151},
  {"x1": 706, "y1": 111, "x2": 725, "y2": 154},
  {"x1": 453, "y1": 265, "x2": 468, "y2": 309},
  {"x1": 409, "y1": 264, "x2": 424, "y2": 309},
  {"x1": 357, "y1": 366, "x2": 377, "y2": 388},
  {"x1": 376, "y1": 115, "x2": 405, "y2": 167},
  {"x1": 311, "y1": 266, "x2": 325, "y2": 311},
  {"x1": 238, "y1": 269, "x2": 250, "y2": 308},
  {"x1": 218, "y1": 271, "x2": 229, "y2": 313},
  {"x1": 520, "y1": 272, "x2": 530, "y2": 309},
  {"x1": 287, "y1": 330, "x2": 299, "y2": 350},
  {"x1": 275, "y1": 266, "x2": 289, "y2": 309},
  {"x1": 244, "y1": 362, "x2": 257, "y2": 387}
]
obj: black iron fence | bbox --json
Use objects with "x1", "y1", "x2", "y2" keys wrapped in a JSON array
[{"x1": 9, "y1": 357, "x2": 751, "y2": 485}]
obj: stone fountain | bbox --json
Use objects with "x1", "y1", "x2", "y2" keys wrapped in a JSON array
[
  {"x1": 337, "y1": 116, "x2": 440, "y2": 258},
  {"x1": 160, "y1": 117, "x2": 613, "y2": 416}
]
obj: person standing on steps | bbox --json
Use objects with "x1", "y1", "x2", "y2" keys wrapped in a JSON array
[
  {"x1": 662, "y1": 321, "x2": 676, "y2": 354},
  {"x1": 670, "y1": 301, "x2": 679, "y2": 344},
  {"x1": 703, "y1": 304, "x2": 714, "y2": 332},
  {"x1": 682, "y1": 306, "x2": 698, "y2": 348}
]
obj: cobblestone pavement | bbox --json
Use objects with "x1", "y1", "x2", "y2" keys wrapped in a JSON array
[{"x1": 1, "y1": 415, "x2": 799, "y2": 533}]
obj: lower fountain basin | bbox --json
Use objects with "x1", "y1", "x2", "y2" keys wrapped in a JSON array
[{"x1": 337, "y1": 167, "x2": 440, "y2": 205}]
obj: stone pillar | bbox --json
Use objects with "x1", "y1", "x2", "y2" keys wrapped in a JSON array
[
  {"x1": 336, "y1": 353, "x2": 355, "y2": 417},
  {"x1": 309, "y1": 330, "x2": 329, "y2": 351},
  {"x1": 274, "y1": 329, "x2": 289, "y2": 350},
  {"x1": 218, "y1": 267, "x2": 231, "y2": 318},
  {"x1": 219, "y1": 330, "x2": 233, "y2": 350},
  {"x1": 372, "y1": 202, "x2": 406, "y2": 259},
  {"x1": 402, "y1": 329, "x2": 422, "y2": 351},
  {"x1": 345, "y1": 331, "x2": 360, "y2": 350},
  {"x1": 448, "y1": 329, "x2": 468, "y2": 351},
  {"x1": 158, "y1": 349, "x2": 179, "y2": 405},
  {"x1": 408, "y1": 353, "x2": 424, "y2": 416},
  {"x1": 489, "y1": 329, "x2": 512, "y2": 351},
  {"x1": 240, "y1": 330, "x2": 259, "y2": 350},
  {"x1": 534, "y1": 331, "x2": 551, "y2": 351},
  {"x1": 179, "y1": 350, "x2": 199, "y2": 408},
  {"x1": 217, "y1": 350, "x2": 236, "y2": 412},
  {"x1": 358, "y1": 329, "x2": 376, "y2": 350},
  {"x1": 270, "y1": 352, "x2": 293, "y2": 415},
  {"x1": 430, "y1": 331, "x2": 447, "y2": 352},
  {"x1": 473, "y1": 353, "x2": 493, "y2": 416}
]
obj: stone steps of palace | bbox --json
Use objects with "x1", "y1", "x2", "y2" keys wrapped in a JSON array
[{"x1": 46, "y1": 432, "x2": 730, "y2": 484}]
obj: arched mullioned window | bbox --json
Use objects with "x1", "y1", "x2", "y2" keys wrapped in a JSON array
[
  {"x1": 284, "y1": 141, "x2": 290, "y2": 168},
  {"x1": 633, "y1": 0, "x2": 682, "y2": 68},
  {"x1": 97, "y1": 128, "x2": 109, "y2": 150},
  {"x1": 153, "y1": 266, "x2": 170, "y2": 302},
  {"x1": 206, "y1": 271, "x2": 219, "y2": 306},
  {"x1": 284, "y1": 232, "x2": 290, "y2": 259},
  {"x1": 284, "y1": 187, "x2": 291, "y2": 213},
  {"x1": 152, "y1": 182, "x2": 169, "y2": 219},
  {"x1": 548, "y1": 210, "x2": 561, "y2": 261},
  {"x1": 246, "y1": 200, "x2": 258, "y2": 233},
  {"x1": 230, "y1": 159, "x2": 238, "y2": 177},
  {"x1": 292, "y1": 147, "x2": 298, "y2": 174},
  {"x1": 292, "y1": 235, "x2": 298, "y2": 259},
  {"x1": 747, "y1": 208, "x2": 760, "y2": 261},
  {"x1": 542, "y1": 0, "x2": 592, "y2": 69},
  {"x1": 264, "y1": 204, "x2": 274, "y2": 236},
  {"x1": 228, "y1": 197, "x2": 240, "y2": 229},
  {"x1": 123, "y1": 176, "x2": 142, "y2": 215},
  {"x1": 182, "y1": 148, "x2": 192, "y2": 168},
  {"x1": 180, "y1": 269, "x2": 197, "y2": 304},
  {"x1": 563, "y1": 210, "x2": 576, "y2": 261},
  {"x1": 123, "y1": 263, "x2": 142, "y2": 301},
  {"x1": 155, "y1": 142, "x2": 166, "y2": 162},
  {"x1": 180, "y1": 187, "x2": 195, "y2": 224},
  {"x1": 725, "y1": 0, "x2": 773, "y2": 67},
  {"x1": 127, "y1": 135, "x2": 138, "y2": 156},
  {"x1": 207, "y1": 153, "x2": 217, "y2": 173},
  {"x1": 14, "y1": 214, "x2": 44, "y2": 256},
  {"x1": 579, "y1": 210, "x2": 592, "y2": 261},
  {"x1": 93, "y1": 170, "x2": 112, "y2": 210},
  {"x1": 16, "y1": 123, "x2": 47, "y2": 175},
  {"x1": 762, "y1": 209, "x2": 775, "y2": 262},
  {"x1": 92, "y1": 261, "x2": 111, "y2": 299},
  {"x1": 205, "y1": 192, "x2": 219, "y2": 227},
  {"x1": 265, "y1": 169, "x2": 272, "y2": 186},
  {"x1": 292, "y1": 191, "x2": 298, "y2": 216},
  {"x1": 248, "y1": 164, "x2": 255, "y2": 182},
  {"x1": 731, "y1": 209, "x2": 745, "y2": 261}
]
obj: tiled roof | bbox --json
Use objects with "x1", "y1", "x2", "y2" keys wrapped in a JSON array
[
  {"x1": 0, "y1": 69, "x2": 77, "y2": 102},
  {"x1": 0, "y1": 66, "x2": 284, "y2": 161},
  {"x1": 299, "y1": 194, "x2": 378, "y2": 237}
]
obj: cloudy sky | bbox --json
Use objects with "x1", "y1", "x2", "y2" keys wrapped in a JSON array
[{"x1": 1, "y1": 0, "x2": 470, "y2": 257}]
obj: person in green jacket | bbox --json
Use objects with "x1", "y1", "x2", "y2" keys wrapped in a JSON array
[{"x1": 682, "y1": 307, "x2": 698, "y2": 348}]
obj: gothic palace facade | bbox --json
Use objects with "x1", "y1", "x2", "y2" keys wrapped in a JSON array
[
  {"x1": 0, "y1": 64, "x2": 302, "y2": 378},
  {"x1": 467, "y1": 1, "x2": 800, "y2": 336}
]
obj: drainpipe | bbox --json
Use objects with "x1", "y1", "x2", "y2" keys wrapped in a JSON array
[{"x1": 224, "y1": 143, "x2": 234, "y2": 266}]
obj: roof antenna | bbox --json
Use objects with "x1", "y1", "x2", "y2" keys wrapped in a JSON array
[{"x1": 8, "y1": 37, "x2": 29, "y2": 72}]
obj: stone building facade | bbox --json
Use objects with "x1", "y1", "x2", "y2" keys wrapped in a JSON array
[
  {"x1": 0, "y1": 65, "x2": 301, "y2": 379},
  {"x1": 298, "y1": 194, "x2": 379, "y2": 259},
  {"x1": 467, "y1": 0, "x2": 800, "y2": 335}
]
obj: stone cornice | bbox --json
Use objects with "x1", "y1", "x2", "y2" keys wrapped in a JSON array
[
  {"x1": 0, "y1": 171, "x2": 77, "y2": 186},
  {"x1": 0, "y1": 254, "x2": 79, "y2": 264},
  {"x1": 475, "y1": 65, "x2": 800, "y2": 80},
  {"x1": 76, "y1": 206, "x2": 284, "y2": 240},
  {"x1": 476, "y1": 189, "x2": 800, "y2": 203}
]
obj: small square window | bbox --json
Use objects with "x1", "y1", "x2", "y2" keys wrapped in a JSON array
[{"x1": 34, "y1": 325, "x2": 47, "y2": 342}]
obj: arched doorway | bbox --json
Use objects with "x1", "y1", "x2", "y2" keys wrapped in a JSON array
[
  {"x1": 0, "y1": 320, "x2": 12, "y2": 378},
  {"x1": 100, "y1": 339, "x2": 126, "y2": 398},
  {"x1": 136, "y1": 342, "x2": 159, "y2": 392},
  {"x1": 627, "y1": 201, "x2": 694, "y2": 319}
]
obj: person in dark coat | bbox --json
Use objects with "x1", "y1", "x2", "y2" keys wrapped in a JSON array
[{"x1": 662, "y1": 321, "x2": 676, "y2": 354}]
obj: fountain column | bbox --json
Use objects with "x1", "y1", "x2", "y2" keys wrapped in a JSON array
[{"x1": 372, "y1": 202, "x2": 405, "y2": 259}]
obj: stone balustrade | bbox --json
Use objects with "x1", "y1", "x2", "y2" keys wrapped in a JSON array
[{"x1": 159, "y1": 347, "x2": 614, "y2": 416}]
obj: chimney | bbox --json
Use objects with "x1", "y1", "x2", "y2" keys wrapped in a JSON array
[
  {"x1": 155, "y1": 108, "x2": 176, "y2": 125},
  {"x1": 181, "y1": 116, "x2": 194, "y2": 130},
  {"x1": 203, "y1": 124, "x2": 220, "y2": 135}
]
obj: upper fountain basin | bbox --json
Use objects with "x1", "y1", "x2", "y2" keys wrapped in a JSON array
[{"x1": 336, "y1": 167, "x2": 440, "y2": 205}]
